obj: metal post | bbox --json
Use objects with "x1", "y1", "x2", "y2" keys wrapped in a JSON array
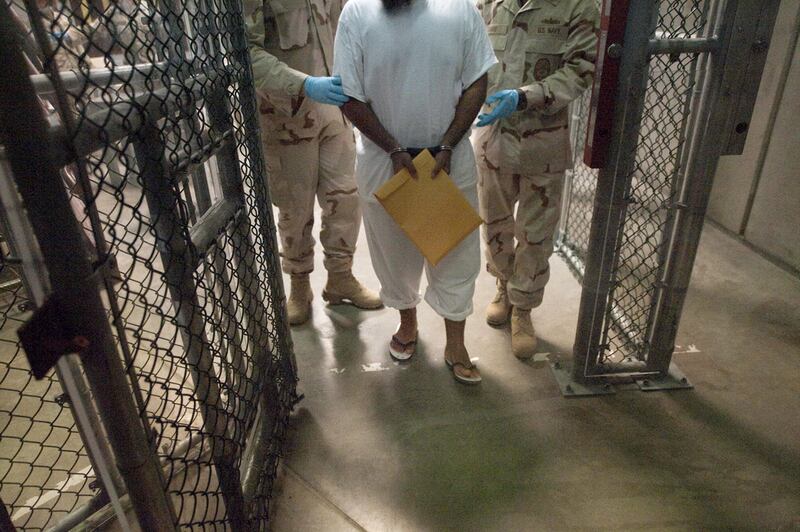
[
  {"x1": 645, "y1": 0, "x2": 717, "y2": 362},
  {"x1": 240, "y1": 381, "x2": 281, "y2": 500},
  {"x1": 133, "y1": 121, "x2": 248, "y2": 530},
  {"x1": 647, "y1": 0, "x2": 781, "y2": 370},
  {"x1": 224, "y1": 0, "x2": 298, "y2": 383},
  {"x1": 0, "y1": 9, "x2": 177, "y2": 529},
  {"x1": 562, "y1": 0, "x2": 660, "y2": 388}
]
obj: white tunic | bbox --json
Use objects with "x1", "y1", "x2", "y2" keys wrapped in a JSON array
[
  {"x1": 333, "y1": 0, "x2": 497, "y2": 320},
  {"x1": 333, "y1": 0, "x2": 498, "y2": 200}
]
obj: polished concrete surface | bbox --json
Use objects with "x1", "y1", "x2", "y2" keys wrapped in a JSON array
[{"x1": 270, "y1": 222, "x2": 800, "y2": 531}]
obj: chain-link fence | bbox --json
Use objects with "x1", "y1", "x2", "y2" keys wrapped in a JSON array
[
  {"x1": 0, "y1": 0, "x2": 297, "y2": 528},
  {"x1": 558, "y1": 0, "x2": 710, "y2": 371},
  {"x1": 0, "y1": 233, "x2": 97, "y2": 530}
]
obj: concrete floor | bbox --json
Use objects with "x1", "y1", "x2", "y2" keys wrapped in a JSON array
[{"x1": 268, "y1": 221, "x2": 800, "y2": 531}]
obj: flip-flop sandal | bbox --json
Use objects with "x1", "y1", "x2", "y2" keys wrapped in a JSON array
[
  {"x1": 389, "y1": 333, "x2": 418, "y2": 361},
  {"x1": 445, "y1": 356, "x2": 482, "y2": 385}
]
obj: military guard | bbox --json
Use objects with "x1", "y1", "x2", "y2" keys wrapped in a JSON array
[
  {"x1": 474, "y1": 0, "x2": 599, "y2": 358},
  {"x1": 245, "y1": 0, "x2": 382, "y2": 325}
]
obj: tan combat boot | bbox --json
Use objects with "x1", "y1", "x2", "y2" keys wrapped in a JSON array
[
  {"x1": 486, "y1": 279, "x2": 512, "y2": 327},
  {"x1": 511, "y1": 307, "x2": 537, "y2": 360},
  {"x1": 287, "y1": 274, "x2": 313, "y2": 326},
  {"x1": 323, "y1": 271, "x2": 383, "y2": 309}
]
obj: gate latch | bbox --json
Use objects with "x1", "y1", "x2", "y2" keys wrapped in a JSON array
[
  {"x1": 16, "y1": 257, "x2": 114, "y2": 379},
  {"x1": 18, "y1": 294, "x2": 91, "y2": 380}
]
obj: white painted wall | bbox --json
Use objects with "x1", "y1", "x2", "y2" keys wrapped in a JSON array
[{"x1": 708, "y1": 0, "x2": 800, "y2": 272}]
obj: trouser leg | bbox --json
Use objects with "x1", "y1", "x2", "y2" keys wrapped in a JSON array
[
  {"x1": 361, "y1": 199, "x2": 424, "y2": 310},
  {"x1": 478, "y1": 165, "x2": 519, "y2": 282},
  {"x1": 424, "y1": 184, "x2": 481, "y2": 321},
  {"x1": 507, "y1": 171, "x2": 565, "y2": 309},
  {"x1": 262, "y1": 140, "x2": 319, "y2": 275},
  {"x1": 316, "y1": 118, "x2": 359, "y2": 274}
]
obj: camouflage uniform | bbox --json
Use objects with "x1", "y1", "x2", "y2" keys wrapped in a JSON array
[
  {"x1": 245, "y1": 0, "x2": 360, "y2": 276},
  {"x1": 38, "y1": 4, "x2": 89, "y2": 72},
  {"x1": 92, "y1": 0, "x2": 155, "y2": 66},
  {"x1": 474, "y1": 0, "x2": 598, "y2": 309}
]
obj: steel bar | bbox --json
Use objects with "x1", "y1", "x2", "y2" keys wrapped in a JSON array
[
  {"x1": 223, "y1": 0, "x2": 298, "y2": 383},
  {"x1": 134, "y1": 120, "x2": 248, "y2": 530},
  {"x1": 570, "y1": 0, "x2": 660, "y2": 382},
  {"x1": 169, "y1": 130, "x2": 234, "y2": 176},
  {"x1": 0, "y1": 7, "x2": 178, "y2": 528},
  {"x1": 189, "y1": 197, "x2": 241, "y2": 257},
  {"x1": 647, "y1": 0, "x2": 782, "y2": 370},
  {"x1": 55, "y1": 356, "x2": 133, "y2": 532},
  {"x1": 0, "y1": 278, "x2": 23, "y2": 291},
  {"x1": 648, "y1": 37, "x2": 719, "y2": 55},
  {"x1": 46, "y1": 493, "x2": 109, "y2": 532},
  {"x1": 646, "y1": 0, "x2": 719, "y2": 359},
  {"x1": 48, "y1": 72, "x2": 225, "y2": 167},
  {"x1": 30, "y1": 62, "x2": 168, "y2": 94},
  {"x1": 241, "y1": 382, "x2": 280, "y2": 500}
]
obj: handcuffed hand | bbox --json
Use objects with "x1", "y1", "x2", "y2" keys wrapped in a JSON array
[
  {"x1": 476, "y1": 89, "x2": 520, "y2": 127},
  {"x1": 391, "y1": 151, "x2": 417, "y2": 179},
  {"x1": 303, "y1": 75, "x2": 349, "y2": 107},
  {"x1": 431, "y1": 150, "x2": 452, "y2": 179}
]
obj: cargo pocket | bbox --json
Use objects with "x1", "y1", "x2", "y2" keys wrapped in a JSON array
[
  {"x1": 262, "y1": 148, "x2": 289, "y2": 206},
  {"x1": 519, "y1": 118, "x2": 570, "y2": 174},
  {"x1": 269, "y1": 0, "x2": 311, "y2": 50}
]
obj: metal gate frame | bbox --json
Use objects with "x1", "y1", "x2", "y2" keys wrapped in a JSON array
[
  {"x1": 0, "y1": 0, "x2": 297, "y2": 528},
  {"x1": 553, "y1": 0, "x2": 780, "y2": 395}
]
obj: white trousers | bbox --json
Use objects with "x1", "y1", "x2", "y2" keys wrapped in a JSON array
[{"x1": 361, "y1": 185, "x2": 481, "y2": 322}]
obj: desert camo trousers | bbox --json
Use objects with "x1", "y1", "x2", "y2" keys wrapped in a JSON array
[
  {"x1": 261, "y1": 111, "x2": 359, "y2": 276},
  {"x1": 478, "y1": 165, "x2": 565, "y2": 310}
]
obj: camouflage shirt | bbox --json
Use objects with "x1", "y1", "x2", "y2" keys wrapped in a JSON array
[
  {"x1": 476, "y1": 0, "x2": 599, "y2": 173},
  {"x1": 245, "y1": 0, "x2": 343, "y2": 118},
  {"x1": 38, "y1": 6, "x2": 89, "y2": 72}
]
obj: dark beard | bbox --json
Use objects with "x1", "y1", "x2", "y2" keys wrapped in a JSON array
[{"x1": 382, "y1": 0, "x2": 412, "y2": 12}]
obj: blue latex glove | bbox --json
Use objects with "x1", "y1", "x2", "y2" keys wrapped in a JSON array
[
  {"x1": 476, "y1": 89, "x2": 520, "y2": 127},
  {"x1": 303, "y1": 75, "x2": 349, "y2": 107}
]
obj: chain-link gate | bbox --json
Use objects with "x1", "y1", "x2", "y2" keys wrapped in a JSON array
[
  {"x1": 0, "y1": 0, "x2": 298, "y2": 528},
  {"x1": 553, "y1": 0, "x2": 779, "y2": 395}
]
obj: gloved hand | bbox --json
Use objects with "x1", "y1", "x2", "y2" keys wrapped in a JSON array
[
  {"x1": 303, "y1": 75, "x2": 349, "y2": 107},
  {"x1": 476, "y1": 89, "x2": 520, "y2": 127}
]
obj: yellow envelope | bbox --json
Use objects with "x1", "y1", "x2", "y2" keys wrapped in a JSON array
[{"x1": 374, "y1": 149, "x2": 483, "y2": 266}]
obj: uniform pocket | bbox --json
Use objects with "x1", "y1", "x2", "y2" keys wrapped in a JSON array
[
  {"x1": 519, "y1": 123, "x2": 571, "y2": 174},
  {"x1": 488, "y1": 24, "x2": 508, "y2": 52},
  {"x1": 262, "y1": 147, "x2": 289, "y2": 205},
  {"x1": 525, "y1": 38, "x2": 565, "y2": 81},
  {"x1": 269, "y1": 0, "x2": 310, "y2": 50}
]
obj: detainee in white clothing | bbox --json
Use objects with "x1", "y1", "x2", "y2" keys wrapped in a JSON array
[{"x1": 334, "y1": 0, "x2": 496, "y2": 383}]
